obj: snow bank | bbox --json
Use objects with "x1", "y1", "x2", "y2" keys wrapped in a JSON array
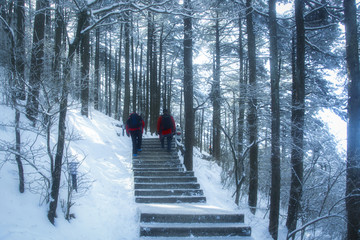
[{"x1": 0, "y1": 104, "x2": 276, "y2": 239}]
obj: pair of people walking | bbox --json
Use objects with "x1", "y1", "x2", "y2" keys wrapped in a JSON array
[{"x1": 126, "y1": 109, "x2": 176, "y2": 156}]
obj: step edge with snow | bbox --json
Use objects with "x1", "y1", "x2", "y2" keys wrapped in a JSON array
[
  {"x1": 138, "y1": 237, "x2": 254, "y2": 240},
  {"x1": 134, "y1": 177, "x2": 198, "y2": 183},
  {"x1": 134, "y1": 183, "x2": 201, "y2": 190},
  {"x1": 133, "y1": 160, "x2": 181, "y2": 164},
  {"x1": 135, "y1": 196, "x2": 207, "y2": 204},
  {"x1": 135, "y1": 189, "x2": 204, "y2": 196},
  {"x1": 133, "y1": 168, "x2": 185, "y2": 172},
  {"x1": 140, "y1": 213, "x2": 245, "y2": 223},
  {"x1": 133, "y1": 164, "x2": 183, "y2": 169},
  {"x1": 134, "y1": 171, "x2": 193, "y2": 177},
  {"x1": 139, "y1": 225, "x2": 252, "y2": 237}
]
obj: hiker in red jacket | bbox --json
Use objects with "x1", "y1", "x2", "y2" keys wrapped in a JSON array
[
  {"x1": 126, "y1": 112, "x2": 145, "y2": 157},
  {"x1": 157, "y1": 109, "x2": 176, "y2": 151}
]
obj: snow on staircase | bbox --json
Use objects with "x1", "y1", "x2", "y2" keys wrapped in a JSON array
[{"x1": 133, "y1": 138, "x2": 252, "y2": 239}]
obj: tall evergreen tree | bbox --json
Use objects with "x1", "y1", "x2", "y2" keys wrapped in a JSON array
[
  {"x1": 80, "y1": 13, "x2": 90, "y2": 117},
  {"x1": 94, "y1": 28, "x2": 100, "y2": 111},
  {"x1": 53, "y1": 0, "x2": 63, "y2": 98},
  {"x1": 246, "y1": 0, "x2": 258, "y2": 215},
  {"x1": 122, "y1": 11, "x2": 131, "y2": 123},
  {"x1": 235, "y1": 16, "x2": 246, "y2": 206},
  {"x1": 212, "y1": 7, "x2": 221, "y2": 161},
  {"x1": 26, "y1": 0, "x2": 48, "y2": 123},
  {"x1": 287, "y1": 0, "x2": 305, "y2": 237},
  {"x1": 183, "y1": 0, "x2": 194, "y2": 171},
  {"x1": 268, "y1": 0, "x2": 281, "y2": 238},
  {"x1": 344, "y1": 0, "x2": 360, "y2": 239},
  {"x1": 146, "y1": 12, "x2": 153, "y2": 131},
  {"x1": 15, "y1": 0, "x2": 25, "y2": 100}
]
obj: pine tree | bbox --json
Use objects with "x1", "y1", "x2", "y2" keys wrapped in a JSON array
[{"x1": 344, "y1": 0, "x2": 360, "y2": 239}]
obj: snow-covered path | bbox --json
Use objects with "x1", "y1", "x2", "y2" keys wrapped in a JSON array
[{"x1": 0, "y1": 106, "x2": 277, "y2": 239}]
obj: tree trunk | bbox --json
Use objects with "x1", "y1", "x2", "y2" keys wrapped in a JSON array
[
  {"x1": 200, "y1": 108, "x2": 204, "y2": 152},
  {"x1": 236, "y1": 16, "x2": 246, "y2": 206},
  {"x1": 132, "y1": 18, "x2": 137, "y2": 113},
  {"x1": 159, "y1": 25, "x2": 164, "y2": 109},
  {"x1": 286, "y1": 0, "x2": 305, "y2": 237},
  {"x1": 48, "y1": 9, "x2": 87, "y2": 224},
  {"x1": 138, "y1": 43, "x2": 143, "y2": 114},
  {"x1": 15, "y1": 0, "x2": 26, "y2": 100},
  {"x1": 167, "y1": 58, "x2": 175, "y2": 112},
  {"x1": 268, "y1": 0, "x2": 281, "y2": 238},
  {"x1": 15, "y1": 104, "x2": 24, "y2": 193},
  {"x1": 246, "y1": 0, "x2": 258, "y2": 215},
  {"x1": 145, "y1": 12, "x2": 153, "y2": 131},
  {"x1": 26, "y1": 0, "x2": 47, "y2": 123},
  {"x1": 344, "y1": 0, "x2": 360, "y2": 239},
  {"x1": 114, "y1": 50, "x2": 119, "y2": 117},
  {"x1": 150, "y1": 25, "x2": 158, "y2": 133},
  {"x1": 80, "y1": 13, "x2": 90, "y2": 117},
  {"x1": 183, "y1": 0, "x2": 194, "y2": 171},
  {"x1": 105, "y1": 35, "x2": 109, "y2": 115},
  {"x1": 163, "y1": 50, "x2": 167, "y2": 110},
  {"x1": 53, "y1": 0, "x2": 63, "y2": 99},
  {"x1": 212, "y1": 10, "x2": 221, "y2": 161},
  {"x1": 122, "y1": 12, "x2": 131, "y2": 123},
  {"x1": 117, "y1": 24, "x2": 123, "y2": 120},
  {"x1": 108, "y1": 33, "x2": 112, "y2": 117},
  {"x1": 5, "y1": 11, "x2": 25, "y2": 193},
  {"x1": 94, "y1": 28, "x2": 100, "y2": 110}
]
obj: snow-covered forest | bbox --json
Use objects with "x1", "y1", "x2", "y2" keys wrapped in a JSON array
[{"x1": 0, "y1": 0, "x2": 359, "y2": 239}]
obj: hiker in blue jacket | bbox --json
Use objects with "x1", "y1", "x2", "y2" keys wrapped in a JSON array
[{"x1": 126, "y1": 112, "x2": 145, "y2": 157}]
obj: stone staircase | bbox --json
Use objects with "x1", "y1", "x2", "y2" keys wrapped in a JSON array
[{"x1": 133, "y1": 138, "x2": 252, "y2": 239}]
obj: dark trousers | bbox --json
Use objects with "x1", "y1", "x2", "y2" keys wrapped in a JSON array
[
  {"x1": 160, "y1": 134, "x2": 173, "y2": 151},
  {"x1": 130, "y1": 130, "x2": 142, "y2": 154}
]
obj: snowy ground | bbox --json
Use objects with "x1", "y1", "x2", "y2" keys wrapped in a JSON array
[{"x1": 0, "y1": 104, "x2": 283, "y2": 239}]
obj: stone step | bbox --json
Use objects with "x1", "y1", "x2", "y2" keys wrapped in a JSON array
[
  {"x1": 135, "y1": 183, "x2": 200, "y2": 190},
  {"x1": 141, "y1": 144, "x2": 176, "y2": 150},
  {"x1": 133, "y1": 167, "x2": 184, "y2": 172},
  {"x1": 140, "y1": 150, "x2": 176, "y2": 154},
  {"x1": 133, "y1": 160, "x2": 181, "y2": 165},
  {"x1": 135, "y1": 151, "x2": 177, "y2": 155},
  {"x1": 139, "y1": 223, "x2": 252, "y2": 237},
  {"x1": 133, "y1": 162, "x2": 181, "y2": 167},
  {"x1": 141, "y1": 213, "x2": 245, "y2": 224},
  {"x1": 139, "y1": 149, "x2": 176, "y2": 152},
  {"x1": 136, "y1": 196, "x2": 206, "y2": 204},
  {"x1": 139, "y1": 145, "x2": 176, "y2": 149},
  {"x1": 140, "y1": 146, "x2": 176, "y2": 150},
  {"x1": 133, "y1": 164, "x2": 183, "y2": 169},
  {"x1": 141, "y1": 142, "x2": 175, "y2": 146},
  {"x1": 134, "y1": 138, "x2": 251, "y2": 239},
  {"x1": 141, "y1": 148, "x2": 176, "y2": 151},
  {"x1": 134, "y1": 171, "x2": 193, "y2": 177},
  {"x1": 134, "y1": 158, "x2": 179, "y2": 163},
  {"x1": 133, "y1": 154, "x2": 178, "y2": 159},
  {"x1": 139, "y1": 237, "x2": 253, "y2": 240},
  {"x1": 134, "y1": 176, "x2": 197, "y2": 183},
  {"x1": 134, "y1": 158, "x2": 180, "y2": 162},
  {"x1": 142, "y1": 139, "x2": 175, "y2": 143},
  {"x1": 135, "y1": 189, "x2": 203, "y2": 197}
]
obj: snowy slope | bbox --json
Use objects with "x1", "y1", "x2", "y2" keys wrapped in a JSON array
[{"x1": 0, "y1": 105, "x2": 279, "y2": 239}]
